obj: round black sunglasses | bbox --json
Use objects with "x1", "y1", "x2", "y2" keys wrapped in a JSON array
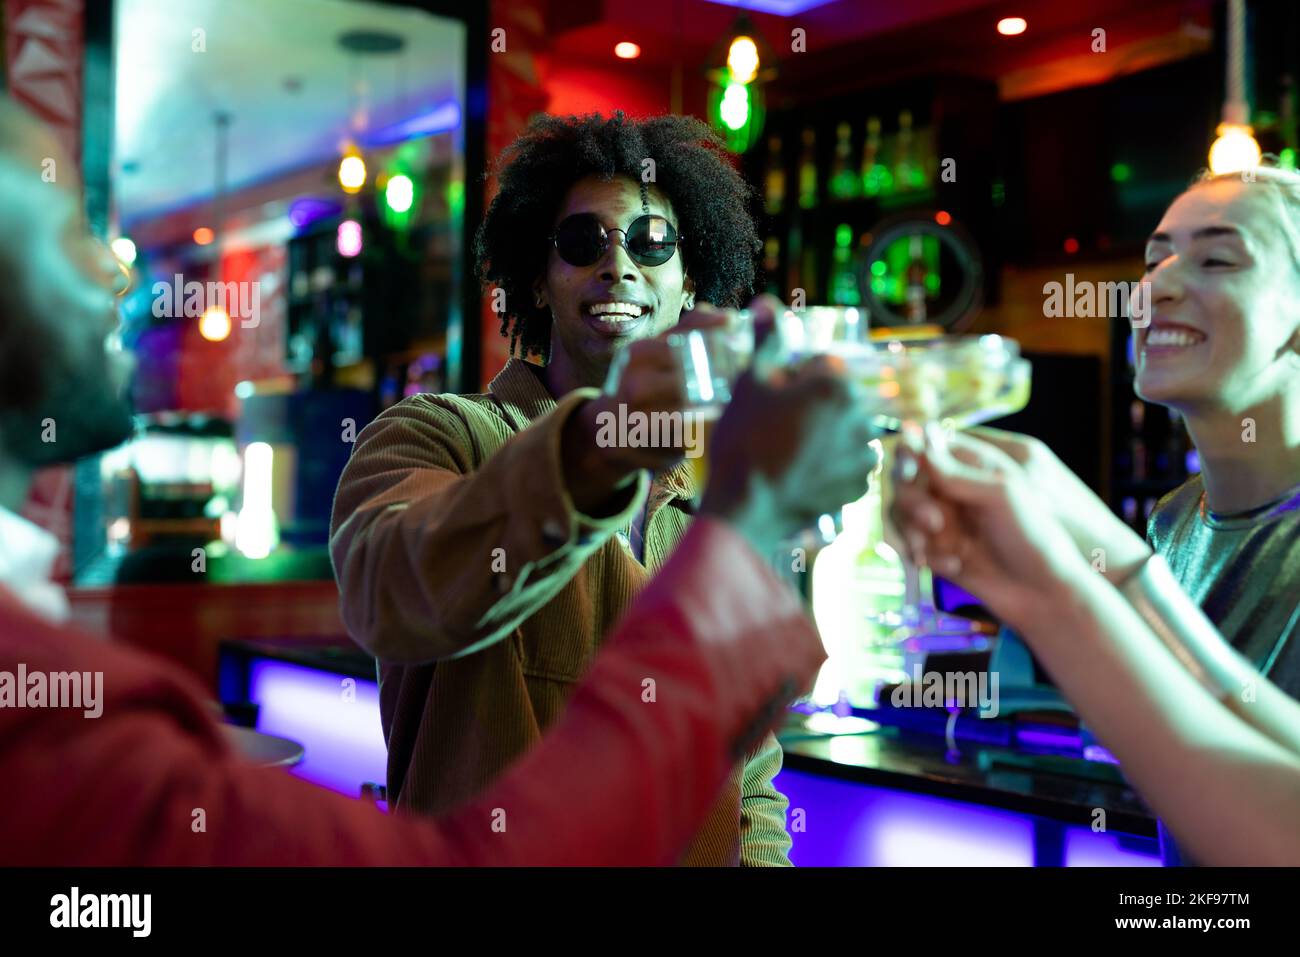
[{"x1": 551, "y1": 212, "x2": 684, "y2": 268}]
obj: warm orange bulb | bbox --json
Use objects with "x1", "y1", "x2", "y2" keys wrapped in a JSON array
[
  {"x1": 934, "y1": 210, "x2": 952, "y2": 226},
  {"x1": 614, "y1": 41, "x2": 640, "y2": 59},
  {"x1": 1208, "y1": 123, "x2": 1262, "y2": 175},
  {"x1": 338, "y1": 152, "x2": 366, "y2": 193},
  {"x1": 727, "y1": 36, "x2": 760, "y2": 83},
  {"x1": 997, "y1": 17, "x2": 1027, "y2": 36},
  {"x1": 199, "y1": 305, "x2": 231, "y2": 342},
  {"x1": 193, "y1": 227, "x2": 215, "y2": 245}
]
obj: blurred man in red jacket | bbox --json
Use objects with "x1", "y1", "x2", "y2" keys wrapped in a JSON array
[{"x1": 0, "y1": 99, "x2": 874, "y2": 865}]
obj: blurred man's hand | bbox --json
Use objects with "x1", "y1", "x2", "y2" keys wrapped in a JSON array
[
  {"x1": 700, "y1": 354, "x2": 879, "y2": 554},
  {"x1": 564, "y1": 294, "x2": 783, "y2": 515}
]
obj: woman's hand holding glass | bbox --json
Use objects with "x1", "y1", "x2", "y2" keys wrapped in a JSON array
[
  {"x1": 888, "y1": 430, "x2": 1100, "y2": 635},
  {"x1": 963, "y1": 427, "x2": 1154, "y2": 584}
]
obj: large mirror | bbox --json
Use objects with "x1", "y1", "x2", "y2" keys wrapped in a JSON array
[
  {"x1": 859, "y1": 213, "x2": 984, "y2": 332},
  {"x1": 82, "y1": 0, "x2": 468, "y2": 585}
]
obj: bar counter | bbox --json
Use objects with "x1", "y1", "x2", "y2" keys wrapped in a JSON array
[
  {"x1": 216, "y1": 635, "x2": 1162, "y2": 867},
  {"x1": 775, "y1": 713, "x2": 1160, "y2": 866}
]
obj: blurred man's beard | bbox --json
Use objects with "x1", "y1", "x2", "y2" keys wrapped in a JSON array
[{"x1": 0, "y1": 378, "x2": 135, "y2": 467}]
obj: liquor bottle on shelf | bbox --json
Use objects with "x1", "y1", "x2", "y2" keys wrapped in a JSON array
[
  {"x1": 798, "y1": 127, "x2": 818, "y2": 210},
  {"x1": 786, "y1": 224, "x2": 803, "y2": 300},
  {"x1": 762, "y1": 235, "x2": 781, "y2": 295},
  {"x1": 763, "y1": 234, "x2": 781, "y2": 272},
  {"x1": 904, "y1": 234, "x2": 927, "y2": 323},
  {"x1": 893, "y1": 109, "x2": 925, "y2": 193},
  {"x1": 764, "y1": 134, "x2": 785, "y2": 214},
  {"x1": 828, "y1": 122, "x2": 860, "y2": 201},
  {"x1": 800, "y1": 244, "x2": 819, "y2": 302},
  {"x1": 915, "y1": 122, "x2": 937, "y2": 190},
  {"x1": 828, "y1": 223, "x2": 861, "y2": 306},
  {"x1": 859, "y1": 115, "x2": 891, "y2": 197}
]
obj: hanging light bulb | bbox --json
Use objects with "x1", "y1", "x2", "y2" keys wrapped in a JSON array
[
  {"x1": 709, "y1": 16, "x2": 767, "y2": 152},
  {"x1": 1209, "y1": 123, "x2": 1262, "y2": 175},
  {"x1": 385, "y1": 174, "x2": 414, "y2": 213},
  {"x1": 337, "y1": 219, "x2": 363, "y2": 257},
  {"x1": 719, "y1": 82, "x2": 750, "y2": 131},
  {"x1": 199, "y1": 305, "x2": 232, "y2": 342},
  {"x1": 338, "y1": 144, "x2": 367, "y2": 193},
  {"x1": 1209, "y1": 0, "x2": 1260, "y2": 176},
  {"x1": 727, "y1": 36, "x2": 759, "y2": 84}
]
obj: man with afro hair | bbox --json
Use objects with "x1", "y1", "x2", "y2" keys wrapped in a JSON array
[{"x1": 330, "y1": 112, "x2": 798, "y2": 865}]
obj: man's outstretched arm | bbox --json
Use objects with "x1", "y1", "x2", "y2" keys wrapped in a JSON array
[{"x1": 2, "y1": 517, "x2": 824, "y2": 866}]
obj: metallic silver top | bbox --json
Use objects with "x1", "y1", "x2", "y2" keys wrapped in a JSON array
[{"x1": 1147, "y1": 474, "x2": 1300, "y2": 698}]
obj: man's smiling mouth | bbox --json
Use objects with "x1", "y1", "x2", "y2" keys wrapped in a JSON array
[
  {"x1": 581, "y1": 299, "x2": 652, "y2": 337},
  {"x1": 585, "y1": 301, "x2": 647, "y2": 318}
]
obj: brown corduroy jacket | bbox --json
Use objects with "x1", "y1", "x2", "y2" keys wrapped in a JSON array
[{"x1": 329, "y1": 357, "x2": 793, "y2": 865}]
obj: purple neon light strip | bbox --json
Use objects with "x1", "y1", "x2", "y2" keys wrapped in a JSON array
[
  {"x1": 775, "y1": 769, "x2": 1161, "y2": 866},
  {"x1": 364, "y1": 101, "x2": 462, "y2": 147},
  {"x1": 1016, "y1": 726, "x2": 1083, "y2": 751},
  {"x1": 248, "y1": 659, "x2": 388, "y2": 798},
  {"x1": 701, "y1": 0, "x2": 839, "y2": 15}
]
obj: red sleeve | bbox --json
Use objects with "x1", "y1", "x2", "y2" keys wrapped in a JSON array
[{"x1": 0, "y1": 517, "x2": 825, "y2": 866}]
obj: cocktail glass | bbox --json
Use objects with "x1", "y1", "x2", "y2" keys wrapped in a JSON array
[{"x1": 836, "y1": 334, "x2": 1031, "y2": 651}]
